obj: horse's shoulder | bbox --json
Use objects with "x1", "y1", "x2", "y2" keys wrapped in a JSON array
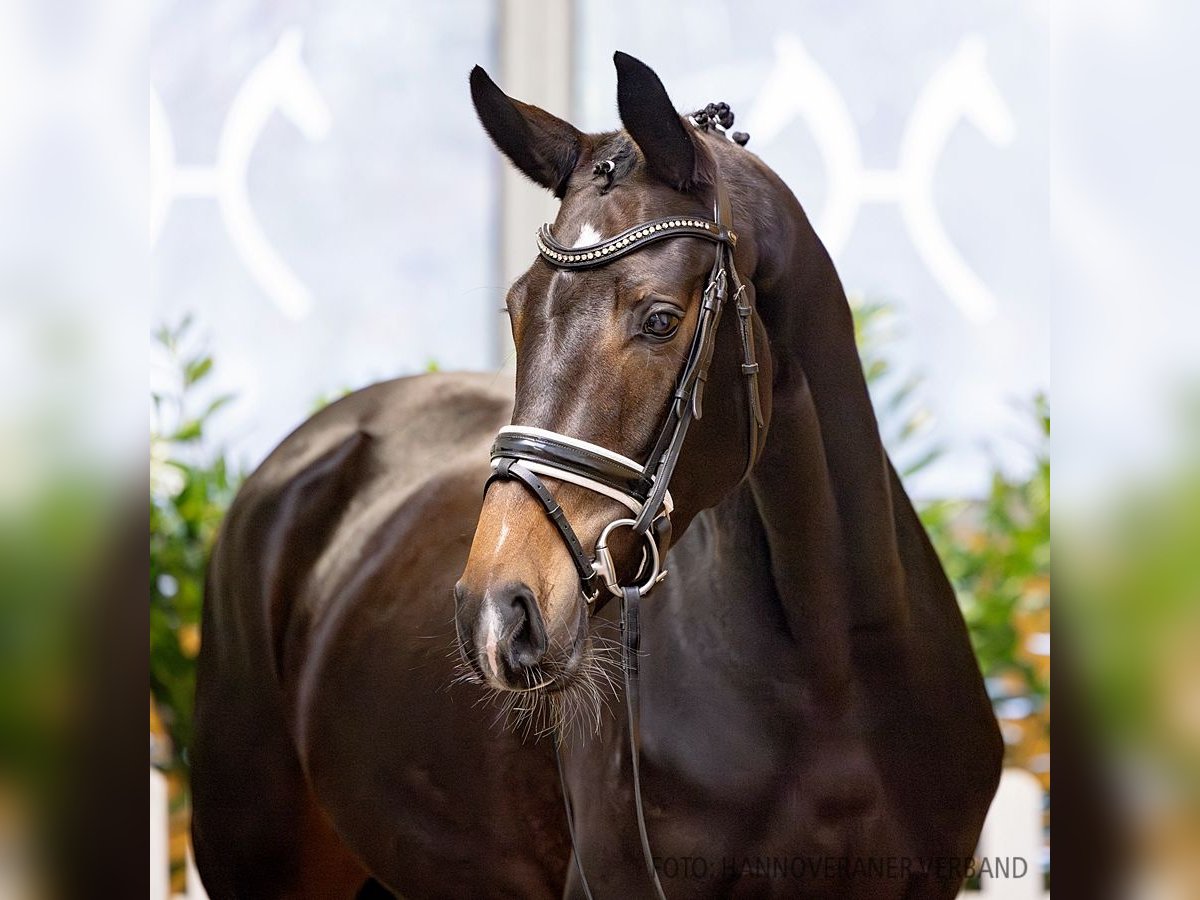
[
  {"x1": 214, "y1": 371, "x2": 512, "y2": 573},
  {"x1": 237, "y1": 370, "x2": 505, "y2": 489}
]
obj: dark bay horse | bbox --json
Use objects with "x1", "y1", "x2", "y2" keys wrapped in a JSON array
[{"x1": 191, "y1": 52, "x2": 1002, "y2": 899}]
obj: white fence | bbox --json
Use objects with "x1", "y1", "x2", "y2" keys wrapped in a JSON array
[
  {"x1": 963, "y1": 768, "x2": 1048, "y2": 899},
  {"x1": 149, "y1": 769, "x2": 207, "y2": 900},
  {"x1": 150, "y1": 767, "x2": 1046, "y2": 899}
]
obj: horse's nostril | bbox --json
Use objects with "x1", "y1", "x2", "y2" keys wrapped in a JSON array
[
  {"x1": 511, "y1": 608, "x2": 531, "y2": 645},
  {"x1": 496, "y1": 582, "x2": 547, "y2": 670}
]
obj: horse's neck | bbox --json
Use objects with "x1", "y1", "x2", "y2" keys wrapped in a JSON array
[{"x1": 736, "y1": 198, "x2": 910, "y2": 658}]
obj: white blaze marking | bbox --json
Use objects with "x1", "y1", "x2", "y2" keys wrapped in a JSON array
[
  {"x1": 480, "y1": 600, "x2": 502, "y2": 682},
  {"x1": 573, "y1": 223, "x2": 602, "y2": 247}
]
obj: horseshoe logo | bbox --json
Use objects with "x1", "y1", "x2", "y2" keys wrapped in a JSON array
[
  {"x1": 745, "y1": 34, "x2": 1015, "y2": 324},
  {"x1": 150, "y1": 28, "x2": 332, "y2": 320}
]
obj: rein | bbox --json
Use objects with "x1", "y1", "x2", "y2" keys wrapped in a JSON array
[{"x1": 484, "y1": 121, "x2": 763, "y2": 899}]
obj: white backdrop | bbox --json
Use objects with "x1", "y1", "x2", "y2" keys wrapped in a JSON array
[
  {"x1": 151, "y1": 0, "x2": 1048, "y2": 499},
  {"x1": 151, "y1": 0, "x2": 500, "y2": 469},
  {"x1": 576, "y1": 0, "x2": 1049, "y2": 497}
]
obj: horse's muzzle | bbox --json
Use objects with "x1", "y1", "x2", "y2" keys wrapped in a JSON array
[{"x1": 454, "y1": 579, "x2": 559, "y2": 691}]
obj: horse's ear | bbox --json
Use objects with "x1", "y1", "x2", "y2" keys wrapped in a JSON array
[
  {"x1": 469, "y1": 66, "x2": 584, "y2": 198},
  {"x1": 614, "y1": 51, "x2": 709, "y2": 192}
]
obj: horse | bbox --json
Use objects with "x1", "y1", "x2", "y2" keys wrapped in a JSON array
[{"x1": 191, "y1": 51, "x2": 1002, "y2": 899}]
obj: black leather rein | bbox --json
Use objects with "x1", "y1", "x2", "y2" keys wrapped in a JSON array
[{"x1": 483, "y1": 124, "x2": 764, "y2": 900}]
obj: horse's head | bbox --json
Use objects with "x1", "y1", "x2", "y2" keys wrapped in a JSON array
[{"x1": 453, "y1": 53, "x2": 773, "y2": 718}]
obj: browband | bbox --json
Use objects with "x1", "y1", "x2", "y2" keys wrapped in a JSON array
[{"x1": 536, "y1": 216, "x2": 734, "y2": 269}]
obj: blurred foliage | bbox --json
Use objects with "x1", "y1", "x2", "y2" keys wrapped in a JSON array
[
  {"x1": 150, "y1": 318, "x2": 240, "y2": 774},
  {"x1": 1065, "y1": 426, "x2": 1200, "y2": 779},
  {"x1": 1060, "y1": 404, "x2": 1200, "y2": 893},
  {"x1": 0, "y1": 477, "x2": 100, "y2": 799},
  {"x1": 921, "y1": 395, "x2": 1050, "y2": 691},
  {"x1": 310, "y1": 385, "x2": 353, "y2": 413}
]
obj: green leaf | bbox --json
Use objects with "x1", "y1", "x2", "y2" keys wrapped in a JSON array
[
  {"x1": 204, "y1": 393, "x2": 235, "y2": 418},
  {"x1": 184, "y1": 356, "x2": 213, "y2": 386},
  {"x1": 171, "y1": 420, "x2": 203, "y2": 442}
]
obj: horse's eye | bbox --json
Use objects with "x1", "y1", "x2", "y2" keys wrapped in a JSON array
[{"x1": 643, "y1": 310, "x2": 681, "y2": 339}]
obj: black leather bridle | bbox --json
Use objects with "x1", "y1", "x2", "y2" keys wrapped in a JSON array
[{"x1": 484, "y1": 122, "x2": 763, "y2": 899}]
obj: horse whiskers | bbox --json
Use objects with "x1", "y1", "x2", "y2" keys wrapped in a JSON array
[
  {"x1": 449, "y1": 656, "x2": 485, "y2": 687},
  {"x1": 444, "y1": 626, "x2": 624, "y2": 742},
  {"x1": 543, "y1": 634, "x2": 623, "y2": 741}
]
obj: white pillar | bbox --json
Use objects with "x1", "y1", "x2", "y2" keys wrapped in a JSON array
[
  {"x1": 496, "y1": 0, "x2": 574, "y2": 368},
  {"x1": 150, "y1": 768, "x2": 169, "y2": 900},
  {"x1": 186, "y1": 843, "x2": 209, "y2": 899},
  {"x1": 977, "y1": 768, "x2": 1045, "y2": 899}
]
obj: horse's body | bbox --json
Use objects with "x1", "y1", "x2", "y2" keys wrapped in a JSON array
[
  {"x1": 191, "y1": 373, "x2": 571, "y2": 897},
  {"x1": 193, "y1": 54, "x2": 1001, "y2": 900}
]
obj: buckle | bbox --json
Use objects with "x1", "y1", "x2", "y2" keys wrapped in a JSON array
[{"x1": 591, "y1": 518, "x2": 667, "y2": 600}]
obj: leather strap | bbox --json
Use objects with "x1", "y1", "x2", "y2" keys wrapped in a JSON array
[
  {"x1": 485, "y1": 459, "x2": 600, "y2": 600},
  {"x1": 492, "y1": 429, "x2": 648, "y2": 501},
  {"x1": 621, "y1": 586, "x2": 666, "y2": 900},
  {"x1": 727, "y1": 265, "x2": 764, "y2": 479},
  {"x1": 554, "y1": 587, "x2": 667, "y2": 900},
  {"x1": 629, "y1": 172, "x2": 750, "y2": 536}
]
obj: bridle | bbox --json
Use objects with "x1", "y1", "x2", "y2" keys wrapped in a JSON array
[
  {"x1": 486, "y1": 138, "x2": 764, "y2": 609},
  {"x1": 483, "y1": 119, "x2": 764, "y2": 899}
]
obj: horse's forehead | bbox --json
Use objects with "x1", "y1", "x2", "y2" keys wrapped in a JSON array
[
  {"x1": 543, "y1": 268, "x2": 619, "y2": 320},
  {"x1": 523, "y1": 236, "x2": 708, "y2": 314},
  {"x1": 554, "y1": 181, "x2": 670, "y2": 241},
  {"x1": 554, "y1": 200, "x2": 628, "y2": 244}
]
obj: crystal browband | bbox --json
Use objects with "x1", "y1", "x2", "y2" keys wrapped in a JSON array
[{"x1": 536, "y1": 216, "x2": 735, "y2": 269}]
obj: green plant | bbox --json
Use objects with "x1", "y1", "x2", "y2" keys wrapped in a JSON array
[
  {"x1": 852, "y1": 299, "x2": 1049, "y2": 691},
  {"x1": 921, "y1": 395, "x2": 1050, "y2": 697},
  {"x1": 150, "y1": 318, "x2": 240, "y2": 773}
]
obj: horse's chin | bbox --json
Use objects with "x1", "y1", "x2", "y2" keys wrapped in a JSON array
[
  {"x1": 492, "y1": 629, "x2": 621, "y2": 739},
  {"x1": 527, "y1": 630, "x2": 590, "y2": 694},
  {"x1": 540, "y1": 645, "x2": 588, "y2": 694}
]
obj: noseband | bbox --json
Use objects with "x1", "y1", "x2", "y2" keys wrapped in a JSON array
[
  {"x1": 482, "y1": 121, "x2": 762, "y2": 900},
  {"x1": 485, "y1": 145, "x2": 764, "y2": 609}
]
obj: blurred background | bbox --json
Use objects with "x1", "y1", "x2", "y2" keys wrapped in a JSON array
[
  {"x1": 1, "y1": 0, "x2": 1198, "y2": 897},
  {"x1": 149, "y1": 1, "x2": 1047, "y2": 499}
]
